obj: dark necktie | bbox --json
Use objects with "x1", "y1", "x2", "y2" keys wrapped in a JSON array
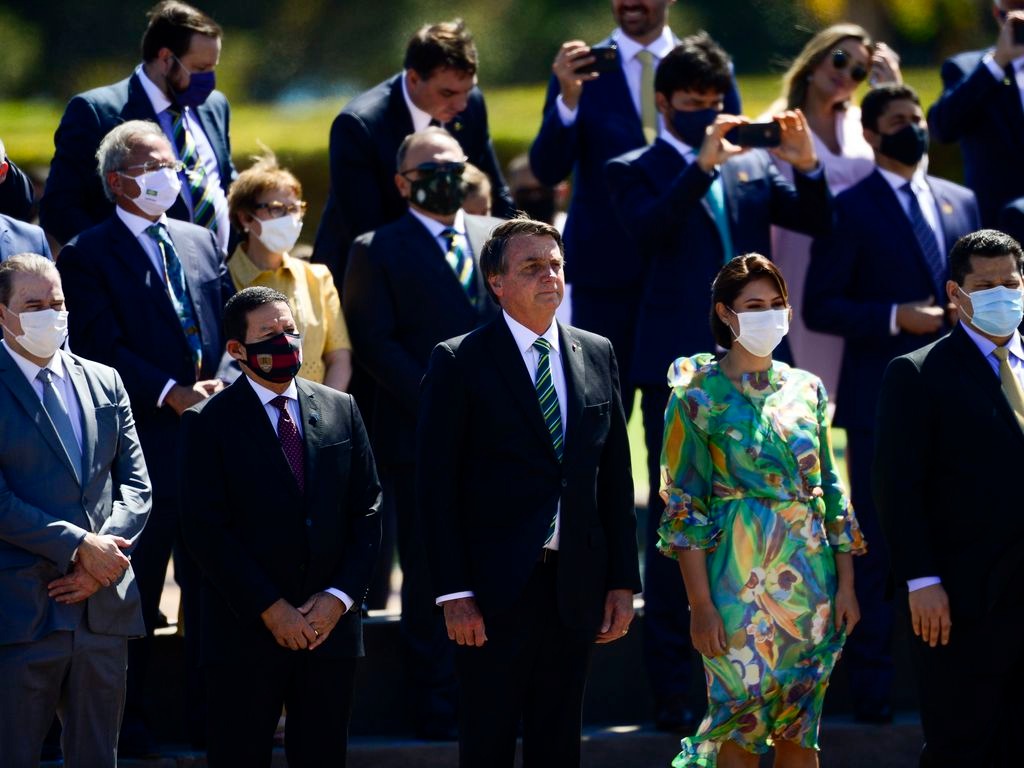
[
  {"x1": 901, "y1": 181, "x2": 946, "y2": 296},
  {"x1": 37, "y1": 367, "x2": 83, "y2": 484},
  {"x1": 533, "y1": 338, "x2": 563, "y2": 546},
  {"x1": 146, "y1": 223, "x2": 203, "y2": 378},
  {"x1": 166, "y1": 105, "x2": 218, "y2": 232},
  {"x1": 271, "y1": 395, "x2": 305, "y2": 492},
  {"x1": 441, "y1": 227, "x2": 476, "y2": 300}
]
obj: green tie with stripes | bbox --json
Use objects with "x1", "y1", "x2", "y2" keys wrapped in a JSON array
[
  {"x1": 167, "y1": 105, "x2": 218, "y2": 233},
  {"x1": 532, "y1": 337, "x2": 563, "y2": 461}
]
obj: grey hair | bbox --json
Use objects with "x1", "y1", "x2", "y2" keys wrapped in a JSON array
[
  {"x1": 95, "y1": 120, "x2": 170, "y2": 201},
  {"x1": 395, "y1": 126, "x2": 459, "y2": 172},
  {"x1": 0, "y1": 253, "x2": 58, "y2": 306}
]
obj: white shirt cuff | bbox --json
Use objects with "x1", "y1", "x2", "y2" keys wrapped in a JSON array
[
  {"x1": 555, "y1": 95, "x2": 578, "y2": 127},
  {"x1": 907, "y1": 576, "x2": 942, "y2": 592},
  {"x1": 158, "y1": 379, "x2": 177, "y2": 407},
  {"x1": 983, "y1": 52, "x2": 1005, "y2": 81},
  {"x1": 800, "y1": 164, "x2": 824, "y2": 180},
  {"x1": 436, "y1": 590, "x2": 475, "y2": 605},
  {"x1": 889, "y1": 304, "x2": 900, "y2": 336},
  {"x1": 324, "y1": 588, "x2": 354, "y2": 613}
]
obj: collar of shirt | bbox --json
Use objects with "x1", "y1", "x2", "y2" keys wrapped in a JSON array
[
  {"x1": 401, "y1": 71, "x2": 434, "y2": 133},
  {"x1": 876, "y1": 165, "x2": 928, "y2": 196},
  {"x1": 136, "y1": 63, "x2": 174, "y2": 115},
  {"x1": 116, "y1": 205, "x2": 170, "y2": 239},
  {"x1": 612, "y1": 25, "x2": 677, "y2": 64},
  {"x1": 409, "y1": 206, "x2": 467, "y2": 247},
  {"x1": 657, "y1": 129, "x2": 696, "y2": 162},
  {"x1": 1, "y1": 338, "x2": 62, "y2": 385},
  {"x1": 229, "y1": 245, "x2": 300, "y2": 285},
  {"x1": 245, "y1": 374, "x2": 299, "y2": 407},
  {"x1": 960, "y1": 320, "x2": 1024, "y2": 364},
  {"x1": 503, "y1": 309, "x2": 560, "y2": 357}
]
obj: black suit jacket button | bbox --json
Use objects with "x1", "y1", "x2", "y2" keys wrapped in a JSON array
[
  {"x1": 560, "y1": 479, "x2": 568, "y2": 488},
  {"x1": 305, "y1": 518, "x2": 313, "y2": 527}
]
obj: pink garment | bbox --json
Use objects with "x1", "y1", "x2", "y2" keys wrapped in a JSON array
[{"x1": 772, "y1": 107, "x2": 875, "y2": 403}]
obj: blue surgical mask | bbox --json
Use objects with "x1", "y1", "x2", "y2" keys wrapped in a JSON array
[
  {"x1": 959, "y1": 285, "x2": 1024, "y2": 337},
  {"x1": 672, "y1": 108, "x2": 719, "y2": 149},
  {"x1": 173, "y1": 57, "x2": 216, "y2": 109}
]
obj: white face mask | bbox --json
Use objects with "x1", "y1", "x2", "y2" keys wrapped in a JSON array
[
  {"x1": 4, "y1": 308, "x2": 69, "y2": 359},
  {"x1": 121, "y1": 167, "x2": 182, "y2": 216},
  {"x1": 252, "y1": 213, "x2": 303, "y2": 254},
  {"x1": 730, "y1": 308, "x2": 789, "y2": 357}
]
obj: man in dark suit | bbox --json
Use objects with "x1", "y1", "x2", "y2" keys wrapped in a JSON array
[
  {"x1": 998, "y1": 195, "x2": 1024, "y2": 244},
  {"x1": 928, "y1": 0, "x2": 1024, "y2": 226},
  {"x1": 0, "y1": 138, "x2": 37, "y2": 222},
  {"x1": 344, "y1": 127, "x2": 500, "y2": 739},
  {"x1": 41, "y1": 1, "x2": 234, "y2": 253},
  {"x1": 418, "y1": 218, "x2": 641, "y2": 767},
  {"x1": 56, "y1": 119, "x2": 232, "y2": 754},
  {"x1": 605, "y1": 33, "x2": 829, "y2": 731},
  {"x1": 180, "y1": 286, "x2": 381, "y2": 767},
  {"x1": 0, "y1": 254, "x2": 151, "y2": 767},
  {"x1": 1, "y1": 213, "x2": 51, "y2": 262},
  {"x1": 875, "y1": 229, "x2": 1024, "y2": 766},
  {"x1": 806, "y1": 83, "x2": 980, "y2": 724},
  {"x1": 312, "y1": 18, "x2": 513, "y2": 283}
]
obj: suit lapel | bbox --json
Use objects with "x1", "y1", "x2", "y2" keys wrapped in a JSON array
[
  {"x1": 64, "y1": 353, "x2": 97, "y2": 486},
  {"x1": 927, "y1": 178, "x2": 965, "y2": 254},
  {"x1": 604, "y1": 50, "x2": 645, "y2": 146},
  {"x1": 107, "y1": 217, "x2": 186, "y2": 338},
  {"x1": 232, "y1": 377, "x2": 304, "y2": 499},
  {"x1": 951, "y1": 325, "x2": 1024, "y2": 442},
  {"x1": 125, "y1": 73, "x2": 160, "y2": 122},
  {"x1": 559, "y1": 324, "x2": 586, "y2": 459},
  {"x1": 296, "y1": 379, "x2": 322, "y2": 502},
  {"x1": 194, "y1": 101, "x2": 230, "y2": 179},
  {"x1": 165, "y1": 222, "x2": 213, "y2": 349},
  {"x1": 386, "y1": 75, "x2": 416, "y2": 148},
  {"x1": 401, "y1": 214, "x2": 475, "y2": 310},
  {"x1": 867, "y1": 172, "x2": 939, "y2": 296}
]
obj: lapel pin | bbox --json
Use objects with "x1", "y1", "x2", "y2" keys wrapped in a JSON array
[
  {"x1": 941, "y1": 202, "x2": 954, "y2": 215},
  {"x1": 737, "y1": 171, "x2": 750, "y2": 183}
]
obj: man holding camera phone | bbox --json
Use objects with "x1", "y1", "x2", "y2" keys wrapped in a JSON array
[
  {"x1": 530, "y1": 1, "x2": 740, "y2": 733},
  {"x1": 929, "y1": 0, "x2": 1024, "y2": 227}
]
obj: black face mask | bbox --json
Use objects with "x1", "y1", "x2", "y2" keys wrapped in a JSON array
[
  {"x1": 879, "y1": 123, "x2": 928, "y2": 167},
  {"x1": 240, "y1": 332, "x2": 302, "y2": 383},
  {"x1": 409, "y1": 170, "x2": 466, "y2": 216}
]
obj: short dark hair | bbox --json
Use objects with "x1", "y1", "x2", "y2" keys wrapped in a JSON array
[
  {"x1": 710, "y1": 254, "x2": 789, "y2": 349},
  {"x1": 860, "y1": 83, "x2": 920, "y2": 133},
  {"x1": 403, "y1": 19, "x2": 477, "y2": 78},
  {"x1": 223, "y1": 286, "x2": 290, "y2": 343},
  {"x1": 0, "y1": 253, "x2": 57, "y2": 306},
  {"x1": 141, "y1": 1, "x2": 222, "y2": 62},
  {"x1": 949, "y1": 229, "x2": 1024, "y2": 285},
  {"x1": 479, "y1": 217, "x2": 564, "y2": 302},
  {"x1": 655, "y1": 33, "x2": 733, "y2": 100}
]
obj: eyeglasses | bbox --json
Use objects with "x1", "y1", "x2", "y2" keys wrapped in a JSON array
[
  {"x1": 119, "y1": 160, "x2": 185, "y2": 174},
  {"x1": 831, "y1": 49, "x2": 868, "y2": 83},
  {"x1": 399, "y1": 161, "x2": 466, "y2": 179},
  {"x1": 253, "y1": 200, "x2": 308, "y2": 218}
]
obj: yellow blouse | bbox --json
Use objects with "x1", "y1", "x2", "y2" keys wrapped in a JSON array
[{"x1": 228, "y1": 246, "x2": 351, "y2": 384}]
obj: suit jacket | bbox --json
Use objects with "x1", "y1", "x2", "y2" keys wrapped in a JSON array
[
  {"x1": 417, "y1": 318, "x2": 641, "y2": 632},
  {"x1": 0, "y1": 213, "x2": 51, "y2": 261},
  {"x1": 179, "y1": 376, "x2": 382, "y2": 663},
  {"x1": 874, "y1": 324, "x2": 1024, "y2": 623},
  {"x1": 56, "y1": 214, "x2": 233, "y2": 496},
  {"x1": 0, "y1": 159, "x2": 36, "y2": 222},
  {"x1": 0, "y1": 345, "x2": 151, "y2": 645},
  {"x1": 998, "y1": 196, "x2": 1024, "y2": 245},
  {"x1": 312, "y1": 73, "x2": 514, "y2": 283},
  {"x1": 343, "y1": 211, "x2": 501, "y2": 465},
  {"x1": 805, "y1": 170, "x2": 979, "y2": 431},
  {"x1": 927, "y1": 49, "x2": 1024, "y2": 226},
  {"x1": 40, "y1": 71, "x2": 235, "y2": 246},
  {"x1": 528, "y1": 35, "x2": 740, "y2": 293},
  {"x1": 606, "y1": 138, "x2": 830, "y2": 385}
]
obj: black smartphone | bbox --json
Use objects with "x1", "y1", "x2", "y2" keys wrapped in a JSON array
[
  {"x1": 729, "y1": 122, "x2": 782, "y2": 148},
  {"x1": 1014, "y1": 18, "x2": 1024, "y2": 46},
  {"x1": 575, "y1": 44, "x2": 618, "y2": 76}
]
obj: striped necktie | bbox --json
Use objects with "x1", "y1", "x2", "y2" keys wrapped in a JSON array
[
  {"x1": 636, "y1": 50, "x2": 657, "y2": 145},
  {"x1": 166, "y1": 105, "x2": 218, "y2": 232},
  {"x1": 441, "y1": 227, "x2": 476, "y2": 300},
  {"x1": 902, "y1": 181, "x2": 946, "y2": 297},
  {"x1": 532, "y1": 338, "x2": 563, "y2": 461},
  {"x1": 146, "y1": 223, "x2": 203, "y2": 377}
]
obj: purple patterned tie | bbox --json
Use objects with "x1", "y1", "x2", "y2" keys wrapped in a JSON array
[{"x1": 271, "y1": 395, "x2": 304, "y2": 492}]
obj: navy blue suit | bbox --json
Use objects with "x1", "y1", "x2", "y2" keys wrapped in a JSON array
[
  {"x1": 0, "y1": 213, "x2": 51, "y2": 261},
  {"x1": 805, "y1": 169, "x2": 979, "y2": 718},
  {"x1": 998, "y1": 196, "x2": 1024, "y2": 245},
  {"x1": 40, "y1": 72, "x2": 235, "y2": 246},
  {"x1": 928, "y1": 49, "x2": 1024, "y2": 226},
  {"x1": 607, "y1": 137, "x2": 829, "y2": 714},
  {"x1": 529, "y1": 36, "x2": 740, "y2": 399},
  {"x1": 0, "y1": 159, "x2": 36, "y2": 222},
  {"x1": 312, "y1": 74, "x2": 514, "y2": 284},
  {"x1": 56, "y1": 213, "x2": 232, "y2": 745}
]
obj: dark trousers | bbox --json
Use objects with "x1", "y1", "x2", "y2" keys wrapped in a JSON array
[
  {"x1": 640, "y1": 385, "x2": 694, "y2": 705},
  {"x1": 843, "y1": 428, "x2": 894, "y2": 715},
  {"x1": 0, "y1": 627, "x2": 127, "y2": 768},
  {"x1": 205, "y1": 653, "x2": 357, "y2": 768},
  {"x1": 123, "y1": 495, "x2": 204, "y2": 744},
  {"x1": 387, "y1": 466, "x2": 458, "y2": 730},
  {"x1": 571, "y1": 286, "x2": 640, "y2": 416},
  {"x1": 455, "y1": 560, "x2": 593, "y2": 768}
]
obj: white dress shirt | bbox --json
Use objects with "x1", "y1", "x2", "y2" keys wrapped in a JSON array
[
  {"x1": 2, "y1": 341, "x2": 83, "y2": 453},
  {"x1": 244, "y1": 375, "x2": 354, "y2": 612},
  {"x1": 401, "y1": 71, "x2": 435, "y2": 133},
  {"x1": 137, "y1": 65, "x2": 229, "y2": 255},
  {"x1": 435, "y1": 312, "x2": 568, "y2": 605},
  {"x1": 408, "y1": 207, "x2": 470, "y2": 257}
]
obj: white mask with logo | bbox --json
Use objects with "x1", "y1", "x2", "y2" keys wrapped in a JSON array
[{"x1": 121, "y1": 167, "x2": 182, "y2": 216}]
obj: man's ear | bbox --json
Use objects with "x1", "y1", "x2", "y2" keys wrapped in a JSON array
[
  {"x1": 488, "y1": 274, "x2": 503, "y2": 300},
  {"x1": 226, "y1": 339, "x2": 246, "y2": 362},
  {"x1": 655, "y1": 91, "x2": 671, "y2": 118}
]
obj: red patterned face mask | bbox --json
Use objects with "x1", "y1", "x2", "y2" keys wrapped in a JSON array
[{"x1": 241, "y1": 332, "x2": 302, "y2": 383}]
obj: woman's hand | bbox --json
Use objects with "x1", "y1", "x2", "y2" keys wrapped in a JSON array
[
  {"x1": 871, "y1": 42, "x2": 903, "y2": 85},
  {"x1": 690, "y1": 601, "x2": 728, "y2": 657},
  {"x1": 834, "y1": 585, "x2": 860, "y2": 635}
]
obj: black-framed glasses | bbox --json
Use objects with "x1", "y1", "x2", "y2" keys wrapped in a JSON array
[
  {"x1": 399, "y1": 161, "x2": 466, "y2": 179},
  {"x1": 119, "y1": 160, "x2": 185, "y2": 174},
  {"x1": 831, "y1": 49, "x2": 868, "y2": 83},
  {"x1": 253, "y1": 200, "x2": 308, "y2": 218}
]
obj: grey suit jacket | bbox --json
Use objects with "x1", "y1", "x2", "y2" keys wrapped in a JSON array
[{"x1": 0, "y1": 344, "x2": 151, "y2": 644}]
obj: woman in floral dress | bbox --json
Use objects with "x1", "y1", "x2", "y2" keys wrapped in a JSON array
[{"x1": 658, "y1": 255, "x2": 865, "y2": 768}]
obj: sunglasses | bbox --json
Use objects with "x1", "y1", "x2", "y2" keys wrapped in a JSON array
[
  {"x1": 831, "y1": 49, "x2": 868, "y2": 83},
  {"x1": 400, "y1": 161, "x2": 466, "y2": 178}
]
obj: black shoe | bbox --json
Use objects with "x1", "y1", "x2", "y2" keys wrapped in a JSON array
[
  {"x1": 654, "y1": 697, "x2": 698, "y2": 734},
  {"x1": 853, "y1": 704, "x2": 893, "y2": 725}
]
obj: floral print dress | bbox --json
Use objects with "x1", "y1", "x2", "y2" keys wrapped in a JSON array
[{"x1": 657, "y1": 354, "x2": 865, "y2": 766}]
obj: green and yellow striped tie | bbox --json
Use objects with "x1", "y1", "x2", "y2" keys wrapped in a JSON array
[
  {"x1": 441, "y1": 227, "x2": 476, "y2": 300},
  {"x1": 532, "y1": 337, "x2": 563, "y2": 461},
  {"x1": 167, "y1": 105, "x2": 218, "y2": 233}
]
